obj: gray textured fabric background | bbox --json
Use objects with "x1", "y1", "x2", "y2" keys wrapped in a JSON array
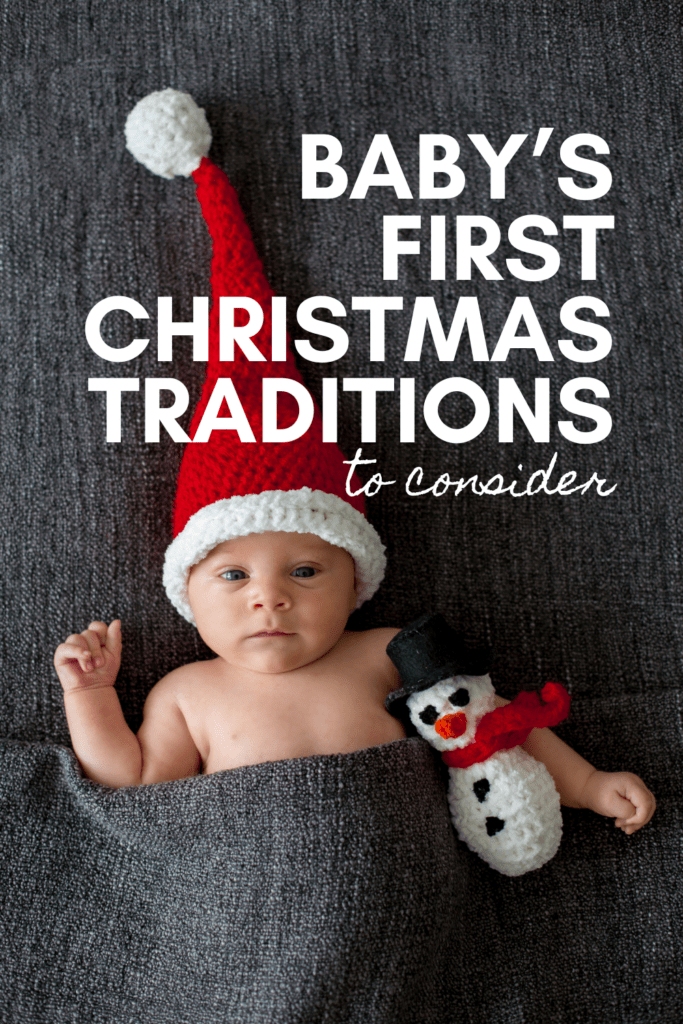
[{"x1": 1, "y1": 1, "x2": 681, "y2": 1021}]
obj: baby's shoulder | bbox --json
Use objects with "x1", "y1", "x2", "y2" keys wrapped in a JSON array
[
  {"x1": 340, "y1": 626, "x2": 400, "y2": 654},
  {"x1": 337, "y1": 627, "x2": 402, "y2": 686},
  {"x1": 146, "y1": 657, "x2": 221, "y2": 707},
  {"x1": 364, "y1": 626, "x2": 401, "y2": 647}
]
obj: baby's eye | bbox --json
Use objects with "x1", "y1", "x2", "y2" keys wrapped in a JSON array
[
  {"x1": 448, "y1": 688, "x2": 470, "y2": 708},
  {"x1": 291, "y1": 566, "x2": 316, "y2": 578},
  {"x1": 222, "y1": 570, "x2": 247, "y2": 581},
  {"x1": 419, "y1": 705, "x2": 439, "y2": 726}
]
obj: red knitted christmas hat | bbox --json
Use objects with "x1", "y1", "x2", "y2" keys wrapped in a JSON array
[{"x1": 125, "y1": 89, "x2": 385, "y2": 624}]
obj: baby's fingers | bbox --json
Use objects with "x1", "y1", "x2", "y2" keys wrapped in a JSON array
[
  {"x1": 104, "y1": 619, "x2": 122, "y2": 658},
  {"x1": 87, "y1": 620, "x2": 109, "y2": 639},
  {"x1": 81, "y1": 627, "x2": 107, "y2": 668},
  {"x1": 616, "y1": 819, "x2": 645, "y2": 835},
  {"x1": 614, "y1": 779, "x2": 656, "y2": 833},
  {"x1": 55, "y1": 637, "x2": 96, "y2": 672},
  {"x1": 627, "y1": 792, "x2": 656, "y2": 827}
]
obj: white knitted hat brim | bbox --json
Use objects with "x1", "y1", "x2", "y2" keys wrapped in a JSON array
[{"x1": 164, "y1": 488, "x2": 386, "y2": 624}]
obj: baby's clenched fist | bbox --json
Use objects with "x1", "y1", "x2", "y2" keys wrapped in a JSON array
[
  {"x1": 54, "y1": 620, "x2": 122, "y2": 693},
  {"x1": 581, "y1": 769, "x2": 656, "y2": 835}
]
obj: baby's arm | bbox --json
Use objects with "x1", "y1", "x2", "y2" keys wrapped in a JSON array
[
  {"x1": 493, "y1": 696, "x2": 655, "y2": 831},
  {"x1": 492, "y1": 695, "x2": 656, "y2": 834},
  {"x1": 521, "y1": 724, "x2": 655, "y2": 834},
  {"x1": 55, "y1": 620, "x2": 201, "y2": 788}
]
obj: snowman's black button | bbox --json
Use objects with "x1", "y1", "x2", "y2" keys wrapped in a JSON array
[
  {"x1": 473, "y1": 779, "x2": 490, "y2": 803},
  {"x1": 486, "y1": 816, "x2": 505, "y2": 836}
]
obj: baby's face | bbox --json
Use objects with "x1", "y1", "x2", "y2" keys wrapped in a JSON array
[{"x1": 187, "y1": 531, "x2": 357, "y2": 675}]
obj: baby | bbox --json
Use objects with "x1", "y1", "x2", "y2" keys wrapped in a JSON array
[
  {"x1": 56, "y1": 90, "x2": 655, "y2": 837},
  {"x1": 55, "y1": 528, "x2": 655, "y2": 836}
]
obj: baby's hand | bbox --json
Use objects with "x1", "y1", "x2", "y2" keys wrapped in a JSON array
[
  {"x1": 581, "y1": 770, "x2": 656, "y2": 835},
  {"x1": 54, "y1": 620, "x2": 122, "y2": 693}
]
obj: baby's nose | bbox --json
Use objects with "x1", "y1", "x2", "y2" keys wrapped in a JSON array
[{"x1": 249, "y1": 579, "x2": 291, "y2": 609}]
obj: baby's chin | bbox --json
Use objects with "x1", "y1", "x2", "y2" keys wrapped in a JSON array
[{"x1": 223, "y1": 638, "x2": 335, "y2": 676}]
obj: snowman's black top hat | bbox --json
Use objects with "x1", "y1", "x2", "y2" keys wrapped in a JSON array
[{"x1": 385, "y1": 613, "x2": 493, "y2": 721}]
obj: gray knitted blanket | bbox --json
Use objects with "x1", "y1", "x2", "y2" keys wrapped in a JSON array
[{"x1": 1, "y1": 690, "x2": 680, "y2": 1023}]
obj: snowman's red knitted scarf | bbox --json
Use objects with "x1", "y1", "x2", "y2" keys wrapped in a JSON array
[{"x1": 442, "y1": 682, "x2": 571, "y2": 769}]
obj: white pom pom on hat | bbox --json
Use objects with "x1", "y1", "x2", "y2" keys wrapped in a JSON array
[{"x1": 125, "y1": 88, "x2": 212, "y2": 179}]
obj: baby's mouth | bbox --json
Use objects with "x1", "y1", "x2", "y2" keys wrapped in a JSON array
[{"x1": 249, "y1": 630, "x2": 294, "y2": 638}]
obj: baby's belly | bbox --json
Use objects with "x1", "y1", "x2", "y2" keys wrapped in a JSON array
[{"x1": 202, "y1": 713, "x2": 407, "y2": 775}]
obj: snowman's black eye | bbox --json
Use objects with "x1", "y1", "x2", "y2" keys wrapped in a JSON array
[
  {"x1": 419, "y1": 705, "x2": 439, "y2": 726},
  {"x1": 449, "y1": 688, "x2": 470, "y2": 707}
]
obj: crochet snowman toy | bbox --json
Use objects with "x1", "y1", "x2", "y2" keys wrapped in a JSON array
[{"x1": 386, "y1": 614, "x2": 571, "y2": 876}]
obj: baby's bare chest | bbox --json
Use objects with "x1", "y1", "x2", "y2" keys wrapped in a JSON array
[{"x1": 178, "y1": 657, "x2": 405, "y2": 774}]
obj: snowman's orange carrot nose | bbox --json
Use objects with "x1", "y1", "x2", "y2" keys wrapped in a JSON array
[{"x1": 435, "y1": 712, "x2": 467, "y2": 739}]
